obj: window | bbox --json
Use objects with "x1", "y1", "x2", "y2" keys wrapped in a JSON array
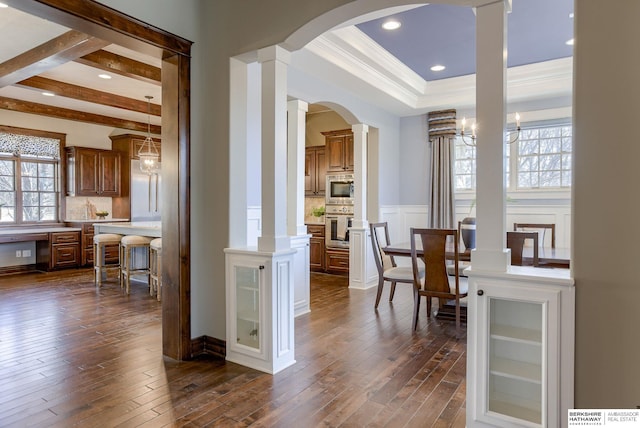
[
  {"x1": 454, "y1": 123, "x2": 572, "y2": 192},
  {"x1": 0, "y1": 127, "x2": 64, "y2": 225}
]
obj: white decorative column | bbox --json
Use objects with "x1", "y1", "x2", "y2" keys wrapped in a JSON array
[
  {"x1": 257, "y1": 45, "x2": 291, "y2": 253},
  {"x1": 287, "y1": 99, "x2": 311, "y2": 316},
  {"x1": 349, "y1": 124, "x2": 376, "y2": 289},
  {"x1": 224, "y1": 45, "x2": 295, "y2": 375},
  {"x1": 470, "y1": 0, "x2": 510, "y2": 272}
]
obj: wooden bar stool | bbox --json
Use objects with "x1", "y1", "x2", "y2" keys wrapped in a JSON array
[
  {"x1": 149, "y1": 238, "x2": 162, "y2": 301},
  {"x1": 93, "y1": 233, "x2": 124, "y2": 286},
  {"x1": 119, "y1": 235, "x2": 153, "y2": 294}
]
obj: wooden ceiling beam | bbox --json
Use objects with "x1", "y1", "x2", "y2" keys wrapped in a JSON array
[
  {"x1": 0, "y1": 96, "x2": 161, "y2": 134},
  {"x1": 0, "y1": 30, "x2": 109, "y2": 88},
  {"x1": 75, "y1": 50, "x2": 161, "y2": 85},
  {"x1": 15, "y1": 76, "x2": 162, "y2": 116}
]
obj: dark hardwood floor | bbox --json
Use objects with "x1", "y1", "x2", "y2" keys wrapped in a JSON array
[{"x1": 0, "y1": 269, "x2": 466, "y2": 427}]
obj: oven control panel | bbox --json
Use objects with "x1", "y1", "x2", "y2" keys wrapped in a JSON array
[{"x1": 325, "y1": 205, "x2": 354, "y2": 215}]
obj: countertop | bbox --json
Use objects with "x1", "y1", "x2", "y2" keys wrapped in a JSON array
[
  {"x1": 0, "y1": 227, "x2": 82, "y2": 235},
  {"x1": 64, "y1": 218, "x2": 129, "y2": 223},
  {"x1": 93, "y1": 221, "x2": 161, "y2": 238}
]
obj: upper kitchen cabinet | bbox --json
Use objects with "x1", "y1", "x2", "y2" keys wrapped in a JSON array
[
  {"x1": 66, "y1": 147, "x2": 121, "y2": 197},
  {"x1": 110, "y1": 134, "x2": 162, "y2": 161},
  {"x1": 305, "y1": 146, "x2": 326, "y2": 196},
  {"x1": 322, "y1": 129, "x2": 354, "y2": 173}
]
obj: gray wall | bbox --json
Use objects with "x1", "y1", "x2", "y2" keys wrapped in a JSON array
[
  {"x1": 573, "y1": 0, "x2": 640, "y2": 407},
  {"x1": 399, "y1": 115, "x2": 429, "y2": 205}
]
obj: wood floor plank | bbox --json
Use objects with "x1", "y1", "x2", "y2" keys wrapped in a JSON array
[{"x1": 0, "y1": 269, "x2": 468, "y2": 427}]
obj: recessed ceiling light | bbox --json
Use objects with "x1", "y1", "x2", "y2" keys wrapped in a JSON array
[
  {"x1": 430, "y1": 65, "x2": 446, "y2": 72},
  {"x1": 566, "y1": 38, "x2": 574, "y2": 46},
  {"x1": 0, "y1": 3, "x2": 8, "y2": 8},
  {"x1": 569, "y1": 12, "x2": 574, "y2": 18},
  {"x1": 382, "y1": 20, "x2": 401, "y2": 31},
  {"x1": 98, "y1": 74, "x2": 112, "y2": 79},
  {"x1": 42, "y1": 92, "x2": 55, "y2": 97}
]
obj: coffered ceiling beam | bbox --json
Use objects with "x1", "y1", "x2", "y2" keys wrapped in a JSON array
[
  {"x1": 75, "y1": 50, "x2": 161, "y2": 85},
  {"x1": 0, "y1": 30, "x2": 109, "y2": 88},
  {"x1": 15, "y1": 76, "x2": 162, "y2": 116},
  {"x1": 0, "y1": 96, "x2": 161, "y2": 134}
]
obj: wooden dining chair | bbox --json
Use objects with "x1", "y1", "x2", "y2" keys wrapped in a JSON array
[
  {"x1": 369, "y1": 222, "x2": 422, "y2": 308},
  {"x1": 506, "y1": 231, "x2": 539, "y2": 266},
  {"x1": 513, "y1": 223, "x2": 555, "y2": 248},
  {"x1": 410, "y1": 228, "x2": 468, "y2": 332}
]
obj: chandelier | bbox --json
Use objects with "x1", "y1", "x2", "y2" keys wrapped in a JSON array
[
  {"x1": 458, "y1": 113, "x2": 521, "y2": 147},
  {"x1": 138, "y1": 95, "x2": 160, "y2": 175}
]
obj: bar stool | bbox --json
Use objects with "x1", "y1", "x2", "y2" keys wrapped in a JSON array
[
  {"x1": 120, "y1": 235, "x2": 153, "y2": 294},
  {"x1": 93, "y1": 233, "x2": 123, "y2": 286},
  {"x1": 149, "y1": 238, "x2": 162, "y2": 301}
]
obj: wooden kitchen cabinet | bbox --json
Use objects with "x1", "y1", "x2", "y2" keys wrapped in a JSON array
[
  {"x1": 325, "y1": 247, "x2": 349, "y2": 275},
  {"x1": 307, "y1": 224, "x2": 325, "y2": 272},
  {"x1": 322, "y1": 129, "x2": 354, "y2": 173},
  {"x1": 66, "y1": 147, "x2": 121, "y2": 197},
  {"x1": 49, "y1": 231, "x2": 80, "y2": 270},
  {"x1": 66, "y1": 222, "x2": 120, "y2": 267},
  {"x1": 305, "y1": 146, "x2": 326, "y2": 196},
  {"x1": 110, "y1": 133, "x2": 161, "y2": 161}
]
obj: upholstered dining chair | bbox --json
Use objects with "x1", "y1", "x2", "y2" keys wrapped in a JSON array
[
  {"x1": 513, "y1": 223, "x2": 555, "y2": 248},
  {"x1": 506, "y1": 231, "x2": 539, "y2": 266},
  {"x1": 410, "y1": 228, "x2": 468, "y2": 332},
  {"x1": 369, "y1": 222, "x2": 423, "y2": 309}
]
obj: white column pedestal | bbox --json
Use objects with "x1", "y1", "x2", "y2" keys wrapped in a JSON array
[
  {"x1": 290, "y1": 234, "x2": 311, "y2": 317},
  {"x1": 225, "y1": 247, "x2": 296, "y2": 374},
  {"x1": 348, "y1": 227, "x2": 377, "y2": 290}
]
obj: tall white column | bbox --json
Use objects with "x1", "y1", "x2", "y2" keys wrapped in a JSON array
[
  {"x1": 287, "y1": 99, "x2": 311, "y2": 317},
  {"x1": 351, "y1": 124, "x2": 368, "y2": 229},
  {"x1": 257, "y1": 45, "x2": 291, "y2": 253},
  {"x1": 470, "y1": 0, "x2": 510, "y2": 272},
  {"x1": 349, "y1": 123, "x2": 375, "y2": 290},
  {"x1": 287, "y1": 99, "x2": 309, "y2": 237}
]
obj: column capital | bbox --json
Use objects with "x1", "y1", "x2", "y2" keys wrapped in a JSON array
[
  {"x1": 287, "y1": 99, "x2": 308, "y2": 113},
  {"x1": 352, "y1": 123, "x2": 369, "y2": 134},
  {"x1": 257, "y1": 45, "x2": 291, "y2": 65}
]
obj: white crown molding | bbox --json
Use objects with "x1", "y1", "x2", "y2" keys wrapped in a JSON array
[{"x1": 298, "y1": 25, "x2": 573, "y2": 115}]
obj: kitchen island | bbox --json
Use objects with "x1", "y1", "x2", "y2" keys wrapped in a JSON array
[{"x1": 93, "y1": 221, "x2": 161, "y2": 238}]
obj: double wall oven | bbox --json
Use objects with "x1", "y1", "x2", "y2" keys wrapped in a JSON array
[{"x1": 325, "y1": 173, "x2": 354, "y2": 249}]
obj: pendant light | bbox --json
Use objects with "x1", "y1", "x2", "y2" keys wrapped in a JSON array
[{"x1": 138, "y1": 95, "x2": 160, "y2": 175}]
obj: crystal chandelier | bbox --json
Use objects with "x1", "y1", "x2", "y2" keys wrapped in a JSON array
[{"x1": 138, "y1": 95, "x2": 160, "y2": 175}]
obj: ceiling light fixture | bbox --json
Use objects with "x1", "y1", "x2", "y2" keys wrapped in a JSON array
[
  {"x1": 138, "y1": 95, "x2": 160, "y2": 175},
  {"x1": 98, "y1": 74, "x2": 112, "y2": 79},
  {"x1": 0, "y1": 3, "x2": 8, "y2": 8},
  {"x1": 382, "y1": 20, "x2": 401, "y2": 30},
  {"x1": 42, "y1": 92, "x2": 55, "y2": 97},
  {"x1": 430, "y1": 65, "x2": 446, "y2": 72},
  {"x1": 566, "y1": 38, "x2": 574, "y2": 46},
  {"x1": 458, "y1": 113, "x2": 521, "y2": 147}
]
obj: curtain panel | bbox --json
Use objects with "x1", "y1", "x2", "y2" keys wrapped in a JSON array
[{"x1": 427, "y1": 110, "x2": 456, "y2": 229}]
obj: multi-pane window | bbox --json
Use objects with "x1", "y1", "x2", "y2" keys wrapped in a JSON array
[
  {"x1": 454, "y1": 137, "x2": 476, "y2": 190},
  {"x1": 0, "y1": 129, "x2": 62, "y2": 225},
  {"x1": 454, "y1": 123, "x2": 572, "y2": 191},
  {"x1": 516, "y1": 126, "x2": 572, "y2": 189}
]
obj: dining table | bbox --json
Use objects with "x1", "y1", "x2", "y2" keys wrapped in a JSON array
[{"x1": 382, "y1": 240, "x2": 570, "y2": 322}]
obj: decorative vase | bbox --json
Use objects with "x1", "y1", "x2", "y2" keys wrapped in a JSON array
[{"x1": 460, "y1": 217, "x2": 476, "y2": 250}]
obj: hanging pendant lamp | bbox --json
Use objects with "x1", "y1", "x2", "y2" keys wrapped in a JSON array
[{"x1": 138, "y1": 95, "x2": 160, "y2": 175}]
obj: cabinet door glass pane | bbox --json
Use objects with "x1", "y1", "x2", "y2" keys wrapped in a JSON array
[
  {"x1": 236, "y1": 266, "x2": 260, "y2": 349},
  {"x1": 488, "y1": 298, "x2": 543, "y2": 424}
]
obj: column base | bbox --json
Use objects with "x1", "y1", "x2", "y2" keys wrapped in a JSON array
[{"x1": 348, "y1": 227, "x2": 378, "y2": 290}]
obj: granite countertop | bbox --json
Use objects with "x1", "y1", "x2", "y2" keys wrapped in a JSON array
[
  {"x1": 0, "y1": 226, "x2": 82, "y2": 235},
  {"x1": 64, "y1": 218, "x2": 129, "y2": 223}
]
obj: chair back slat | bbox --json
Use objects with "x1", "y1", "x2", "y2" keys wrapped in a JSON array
[
  {"x1": 370, "y1": 222, "x2": 395, "y2": 274},
  {"x1": 513, "y1": 223, "x2": 555, "y2": 248},
  {"x1": 507, "y1": 231, "x2": 539, "y2": 266},
  {"x1": 411, "y1": 228, "x2": 459, "y2": 295}
]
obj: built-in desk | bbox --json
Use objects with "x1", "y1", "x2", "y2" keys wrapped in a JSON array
[{"x1": 0, "y1": 227, "x2": 82, "y2": 272}]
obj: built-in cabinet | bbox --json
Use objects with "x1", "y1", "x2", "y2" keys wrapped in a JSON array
[
  {"x1": 467, "y1": 268, "x2": 574, "y2": 428},
  {"x1": 325, "y1": 248, "x2": 349, "y2": 274},
  {"x1": 65, "y1": 222, "x2": 120, "y2": 267},
  {"x1": 43, "y1": 231, "x2": 80, "y2": 270},
  {"x1": 66, "y1": 147, "x2": 121, "y2": 197},
  {"x1": 305, "y1": 146, "x2": 326, "y2": 196},
  {"x1": 307, "y1": 224, "x2": 325, "y2": 271},
  {"x1": 322, "y1": 129, "x2": 354, "y2": 172}
]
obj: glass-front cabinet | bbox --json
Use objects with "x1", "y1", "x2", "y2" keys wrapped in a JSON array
[
  {"x1": 235, "y1": 265, "x2": 261, "y2": 349},
  {"x1": 467, "y1": 268, "x2": 574, "y2": 428}
]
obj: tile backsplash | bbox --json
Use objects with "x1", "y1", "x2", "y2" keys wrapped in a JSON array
[
  {"x1": 305, "y1": 196, "x2": 325, "y2": 224},
  {"x1": 66, "y1": 197, "x2": 113, "y2": 220}
]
